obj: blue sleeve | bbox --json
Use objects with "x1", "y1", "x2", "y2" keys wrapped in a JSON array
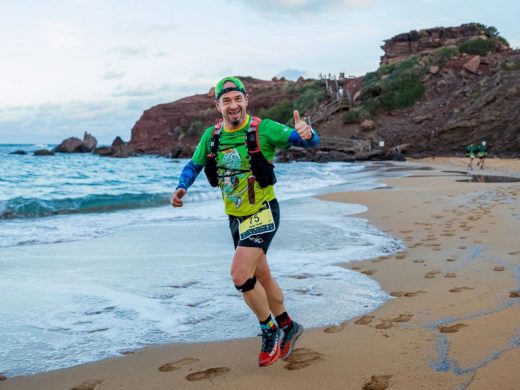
[
  {"x1": 288, "y1": 129, "x2": 320, "y2": 148},
  {"x1": 176, "y1": 160, "x2": 204, "y2": 190}
]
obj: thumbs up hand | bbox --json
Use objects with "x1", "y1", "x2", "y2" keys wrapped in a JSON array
[{"x1": 293, "y1": 110, "x2": 312, "y2": 140}]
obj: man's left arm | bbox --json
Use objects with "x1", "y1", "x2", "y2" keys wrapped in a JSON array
[{"x1": 287, "y1": 110, "x2": 320, "y2": 148}]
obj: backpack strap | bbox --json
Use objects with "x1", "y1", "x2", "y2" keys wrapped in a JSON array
[
  {"x1": 246, "y1": 116, "x2": 262, "y2": 154},
  {"x1": 208, "y1": 119, "x2": 223, "y2": 157}
]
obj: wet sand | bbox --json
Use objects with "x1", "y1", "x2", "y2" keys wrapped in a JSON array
[{"x1": 1, "y1": 157, "x2": 520, "y2": 390}]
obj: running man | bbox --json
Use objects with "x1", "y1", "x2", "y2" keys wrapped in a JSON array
[
  {"x1": 171, "y1": 77, "x2": 319, "y2": 367},
  {"x1": 476, "y1": 142, "x2": 487, "y2": 169},
  {"x1": 466, "y1": 143, "x2": 476, "y2": 170}
]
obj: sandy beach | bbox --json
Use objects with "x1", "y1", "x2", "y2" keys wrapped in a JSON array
[{"x1": 2, "y1": 157, "x2": 520, "y2": 390}]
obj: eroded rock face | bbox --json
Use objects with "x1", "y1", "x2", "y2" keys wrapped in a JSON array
[{"x1": 381, "y1": 24, "x2": 487, "y2": 65}]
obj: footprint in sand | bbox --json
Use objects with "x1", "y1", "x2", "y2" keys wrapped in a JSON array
[
  {"x1": 391, "y1": 314, "x2": 413, "y2": 323},
  {"x1": 361, "y1": 269, "x2": 377, "y2": 275},
  {"x1": 70, "y1": 379, "x2": 104, "y2": 390},
  {"x1": 375, "y1": 320, "x2": 393, "y2": 329},
  {"x1": 446, "y1": 258, "x2": 457, "y2": 262},
  {"x1": 494, "y1": 266, "x2": 505, "y2": 271},
  {"x1": 185, "y1": 367, "x2": 230, "y2": 381},
  {"x1": 159, "y1": 357, "x2": 200, "y2": 372},
  {"x1": 509, "y1": 251, "x2": 520, "y2": 255},
  {"x1": 449, "y1": 287, "x2": 474, "y2": 293},
  {"x1": 425, "y1": 270, "x2": 441, "y2": 279},
  {"x1": 324, "y1": 323, "x2": 347, "y2": 333},
  {"x1": 509, "y1": 291, "x2": 520, "y2": 298},
  {"x1": 439, "y1": 323, "x2": 467, "y2": 333},
  {"x1": 390, "y1": 291, "x2": 426, "y2": 298},
  {"x1": 362, "y1": 374, "x2": 393, "y2": 390},
  {"x1": 394, "y1": 254, "x2": 407, "y2": 260},
  {"x1": 355, "y1": 315, "x2": 375, "y2": 325},
  {"x1": 284, "y1": 348, "x2": 324, "y2": 370},
  {"x1": 413, "y1": 259, "x2": 425, "y2": 264},
  {"x1": 444, "y1": 273, "x2": 456, "y2": 278},
  {"x1": 351, "y1": 266, "x2": 363, "y2": 270}
]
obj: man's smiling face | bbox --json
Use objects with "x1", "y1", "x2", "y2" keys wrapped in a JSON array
[{"x1": 214, "y1": 81, "x2": 249, "y2": 128}]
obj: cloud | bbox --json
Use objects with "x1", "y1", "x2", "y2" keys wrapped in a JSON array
[
  {"x1": 112, "y1": 83, "x2": 172, "y2": 97},
  {"x1": 39, "y1": 22, "x2": 86, "y2": 49},
  {"x1": 107, "y1": 46, "x2": 147, "y2": 60},
  {"x1": 230, "y1": 0, "x2": 373, "y2": 16},
  {"x1": 101, "y1": 69, "x2": 126, "y2": 80},
  {"x1": 145, "y1": 23, "x2": 176, "y2": 33}
]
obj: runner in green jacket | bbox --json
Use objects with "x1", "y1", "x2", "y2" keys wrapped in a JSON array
[{"x1": 171, "y1": 76, "x2": 319, "y2": 367}]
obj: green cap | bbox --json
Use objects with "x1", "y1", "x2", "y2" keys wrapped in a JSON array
[{"x1": 214, "y1": 76, "x2": 246, "y2": 100}]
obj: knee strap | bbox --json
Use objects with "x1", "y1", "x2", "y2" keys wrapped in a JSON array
[{"x1": 235, "y1": 276, "x2": 257, "y2": 292}]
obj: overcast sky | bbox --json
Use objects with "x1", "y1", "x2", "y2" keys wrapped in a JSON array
[{"x1": 1, "y1": 0, "x2": 518, "y2": 144}]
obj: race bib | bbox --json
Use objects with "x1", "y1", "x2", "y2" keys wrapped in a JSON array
[{"x1": 238, "y1": 202, "x2": 276, "y2": 240}]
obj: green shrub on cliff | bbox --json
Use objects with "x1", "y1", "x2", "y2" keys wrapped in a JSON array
[
  {"x1": 501, "y1": 58, "x2": 520, "y2": 71},
  {"x1": 459, "y1": 38, "x2": 500, "y2": 56},
  {"x1": 258, "y1": 80, "x2": 323, "y2": 123},
  {"x1": 258, "y1": 100, "x2": 293, "y2": 123},
  {"x1": 379, "y1": 76, "x2": 426, "y2": 111},
  {"x1": 429, "y1": 46, "x2": 460, "y2": 66},
  {"x1": 342, "y1": 105, "x2": 372, "y2": 124},
  {"x1": 294, "y1": 87, "x2": 325, "y2": 113},
  {"x1": 358, "y1": 55, "x2": 426, "y2": 112}
]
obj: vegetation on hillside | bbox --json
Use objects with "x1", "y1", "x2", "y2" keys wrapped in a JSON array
[
  {"x1": 344, "y1": 55, "x2": 428, "y2": 123},
  {"x1": 258, "y1": 80, "x2": 324, "y2": 124}
]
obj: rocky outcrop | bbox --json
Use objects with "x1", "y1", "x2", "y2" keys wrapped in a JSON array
[
  {"x1": 381, "y1": 24, "x2": 500, "y2": 65},
  {"x1": 94, "y1": 136, "x2": 134, "y2": 158},
  {"x1": 10, "y1": 150, "x2": 27, "y2": 155},
  {"x1": 54, "y1": 132, "x2": 98, "y2": 153}
]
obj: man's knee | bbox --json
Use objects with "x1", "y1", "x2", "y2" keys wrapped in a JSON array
[{"x1": 234, "y1": 276, "x2": 257, "y2": 292}]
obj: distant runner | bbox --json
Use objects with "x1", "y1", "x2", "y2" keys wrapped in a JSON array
[
  {"x1": 171, "y1": 76, "x2": 319, "y2": 367},
  {"x1": 466, "y1": 144, "x2": 477, "y2": 170},
  {"x1": 476, "y1": 143, "x2": 487, "y2": 170}
]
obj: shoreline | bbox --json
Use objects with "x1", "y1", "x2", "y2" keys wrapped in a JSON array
[{"x1": 2, "y1": 157, "x2": 520, "y2": 390}]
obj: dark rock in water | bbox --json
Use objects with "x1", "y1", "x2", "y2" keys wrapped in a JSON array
[
  {"x1": 82, "y1": 131, "x2": 97, "y2": 152},
  {"x1": 34, "y1": 149, "x2": 55, "y2": 156},
  {"x1": 54, "y1": 137, "x2": 83, "y2": 153},
  {"x1": 112, "y1": 136, "x2": 125, "y2": 147},
  {"x1": 94, "y1": 146, "x2": 115, "y2": 156},
  {"x1": 54, "y1": 132, "x2": 98, "y2": 153},
  {"x1": 93, "y1": 136, "x2": 134, "y2": 158},
  {"x1": 0, "y1": 373, "x2": 7, "y2": 381},
  {"x1": 10, "y1": 150, "x2": 27, "y2": 155}
]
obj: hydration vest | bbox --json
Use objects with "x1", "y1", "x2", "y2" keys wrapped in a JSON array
[{"x1": 203, "y1": 116, "x2": 277, "y2": 188}]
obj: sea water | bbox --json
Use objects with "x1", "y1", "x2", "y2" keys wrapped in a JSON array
[{"x1": 0, "y1": 144, "x2": 405, "y2": 376}]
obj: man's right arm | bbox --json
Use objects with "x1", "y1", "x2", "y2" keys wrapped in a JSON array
[
  {"x1": 176, "y1": 160, "x2": 204, "y2": 190},
  {"x1": 172, "y1": 126, "x2": 212, "y2": 207}
]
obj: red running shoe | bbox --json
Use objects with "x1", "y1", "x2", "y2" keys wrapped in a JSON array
[
  {"x1": 279, "y1": 321, "x2": 303, "y2": 360},
  {"x1": 258, "y1": 328, "x2": 281, "y2": 367}
]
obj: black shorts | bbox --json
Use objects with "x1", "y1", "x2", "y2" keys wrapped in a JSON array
[{"x1": 228, "y1": 199, "x2": 280, "y2": 254}]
